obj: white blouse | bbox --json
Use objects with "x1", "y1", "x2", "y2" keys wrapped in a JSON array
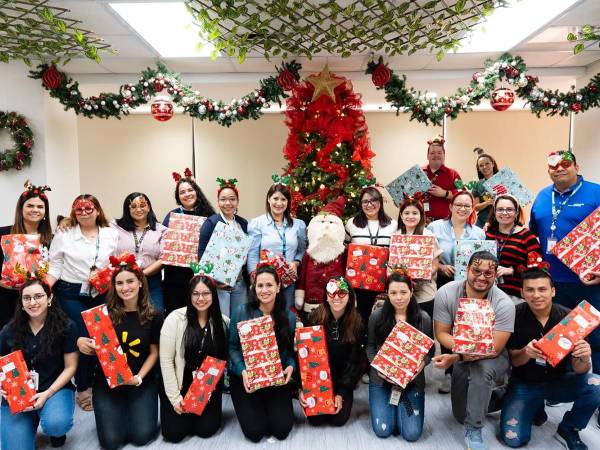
[{"x1": 345, "y1": 217, "x2": 398, "y2": 247}]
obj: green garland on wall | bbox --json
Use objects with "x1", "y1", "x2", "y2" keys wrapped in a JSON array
[
  {"x1": 0, "y1": 111, "x2": 34, "y2": 172},
  {"x1": 366, "y1": 53, "x2": 600, "y2": 126}
]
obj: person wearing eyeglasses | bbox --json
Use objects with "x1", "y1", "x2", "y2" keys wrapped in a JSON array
[
  {"x1": 0, "y1": 279, "x2": 79, "y2": 450},
  {"x1": 46, "y1": 194, "x2": 118, "y2": 412},
  {"x1": 485, "y1": 194, "x2": 541, "y2": 302},
  {"x1": 530, "y1": 150, "x2": 600, "y2": 402},
  {"x1": 345, "y1": 186, "x2": 397, "y2": 325},
  {"x1": 159, "y1": 274, "x2": 228, "y2": 442},
  {"x1": 472, "y1": 151, "x2": 500, "y2": 228},
  {"x1": 299, "y1": 276, "x2": 365, "y2": 427},
  {"x1": 431, "y1": 251, "x2": 515, "y2": 450}
]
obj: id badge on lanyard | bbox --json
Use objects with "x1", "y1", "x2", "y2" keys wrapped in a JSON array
[{"x1": 548, "y1": 181, "x2": 582, "y2": 254}]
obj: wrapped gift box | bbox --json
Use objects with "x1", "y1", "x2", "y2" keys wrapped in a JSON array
[
  {"x1": 237, "y1": 315, "x2": 285, "y2": 392},
  {"x1": 1, "y1": 234, "x2": 47, "y2": 289},
  {"x1": 371, "y1": 320, "x2": 434, "y2": 388},
  {"x1": 0, "y1": 350, "x2": 37, "y2": 414},
  {"x1": 482, "y1": 167, "x2": 533, "y2": 206},
  {"x1": 160, "y1": 213, "x2": 206, "y2": 268},
  {"x1": 551, "y1": 207, "x2": 600, "y2": 281},
  {"x1": 345, "y1": 244, "x2": 388, "y2": 292},
  {"x1": 81, "y1": 305, "x2": 134, "y2": 388},
  {"x1": 385, "y1": 165, "x2": 432, "y2": 207},
  {"x1": 452, "y1": 298, "x2": 496, "y2": 356},
  {"x1": 534, "y1": 300, "x2": 600, "y2": 367},
  {"x1": 453, "y1": 240, "x2": 497, "y2": 281},
  {"x1": 181, "y1": 356, "x2": 226, "y2": 416},
  {"x1": 295, "y1": 325, "x2": 336, "y2": 416},
  {"x1": 259, "y1": 249, "x2": 296, "y2": 288},
  {"x1": 200, "y1": 222, "x2": 252, "y2": 287},
  {"x1": 388, "y1": 234, "x2": 436, "y2": 280},
  {"x1": 89, "y1": 266, "x2": 113, "y2": 294}
]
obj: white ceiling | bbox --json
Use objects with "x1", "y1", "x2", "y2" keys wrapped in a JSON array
[{"x1": 52, "y1": 0, "x2": 600, "y2": 75}]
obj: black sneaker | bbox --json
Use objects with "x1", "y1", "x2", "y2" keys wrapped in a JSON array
[
  {"x1": 50, "y1": 436, "x2": 67, "y2": 448},
  {"x1": 533, "y1": 408, "x2": 548, "y2": 426},
  {"x1": 555, "y1": 425, "x2": 588, "y2": 450}
]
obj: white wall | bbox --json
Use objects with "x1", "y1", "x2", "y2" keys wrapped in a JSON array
[{"x1": 574, "y1": 59, "x2": 600, "y2": 177}]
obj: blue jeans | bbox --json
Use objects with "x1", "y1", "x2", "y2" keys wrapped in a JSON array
[
  {"x1": 369, "y1": 381, "x2": 425, "y2": 442},
  {"x1": 554, "y1": 282, "x2": 600, "y2": 375},
  {"x1": 217, "y1": 277, "x2": 247, "y2": 317},
  {"x1": 147, "y1": 274, "x2": 164, "y2": 314},
  {"x1": 92, "y1": 372, "x2": 159, "y2": 450},
  {"x1": 500, "y1": 373, "x2": 600, "y2": 447},
  {"x1": 55, "y1": 280, "x2": 104, "y2": 392},
  {"x1": 1, "y1": 388, "x2": 74, "y2": 450}
]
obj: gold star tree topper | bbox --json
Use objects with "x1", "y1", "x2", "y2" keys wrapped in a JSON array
[{"x1": 306, "y1": 65, "x2": 344, "y2": 102}]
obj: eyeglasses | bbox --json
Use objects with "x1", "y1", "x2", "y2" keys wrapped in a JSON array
[
  {"x1": 549, "y1": 160, "x2": 573, "y2": 170},
  {"x1": 361, "y1": 199, "x2": 380, "y2": 206},
  {"x1": 191, "y1": 291, "x2": 212, "y2": 300},
  {"x1": 469, "y1": 267, "x2": 496, "y2": 279},
  {"x1": 496, "y1": 207, "x2": 516, "y2": 215},
  {"x1": 328, "y1": 290, "x2": 349, "y2": 298},
  {"x1": 22, "y1": 293, "x2": 47, "y2": 304},
  {"x1": 74, "y1": 207, "x2": 95, "y2": 215},
  {"x1": 453, "y1": 204, "x2": 472, "y2": 210}
]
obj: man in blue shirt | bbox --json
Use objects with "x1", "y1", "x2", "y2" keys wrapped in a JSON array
[{"x1": 530, "y1": 150, "x2": 600, "y2": 383}]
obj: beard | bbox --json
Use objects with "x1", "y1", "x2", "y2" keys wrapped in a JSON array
[{"x1": 307, "y1": 232, "x2": 345, "y2": 264}]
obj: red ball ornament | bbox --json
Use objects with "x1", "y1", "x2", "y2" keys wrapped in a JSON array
[
  {"x1": 41, "y1": 65, "x2": 62, "y2": 90},
  {"x1": 153, "y1": 80, "x2": 163, "y2": 93},
  {"x1": 490, "y1": 87, "x2": 515, "y2": 111},
  {"x1": 571, "y1": 102, "x2": 582, "y2": 112},
  {"x1": 444, "y1": 106, "x2": 452, "y2": 114},
  {"x1": 526, "y1": 75, "x2": 539, "y2": 84},
  {"x1": 237, "y1": 106, "x2": 247, "y2": 115},
  {"x1": 472, "y1": 72, "x2": 482, "y2": 82},
  {"x1": 505, "y1": 66, "x2": 519, "y2": 78},
  {"x1": 588, "y1": 84, "x2": 597, "y2": 93},
  {"x1": 151, "y1": 98, "x2": 174, "y2": 122},
  {"x1": 277, "y1": 70, "x2": 297, "y2": 91},
  {"x1": 371, "y1": 63, "x2": 392, "y2": 88}
]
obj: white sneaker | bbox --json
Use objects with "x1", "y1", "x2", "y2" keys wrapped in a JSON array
[{"x1": 438, "y1": 373, "x2": 451, "y2": 394}]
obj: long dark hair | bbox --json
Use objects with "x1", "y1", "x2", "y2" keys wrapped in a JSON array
[
  {"x1": 106, "y1": 267, "x2": 156, "y2": 326},
  {"x1": 265, "y1": 184, "x2": 293, "y2": 224},
  {"x1": 247, "y1": 265, "x2": 292, "y2": 352},
  {"x1": 12, "y1": 279, "x2": 70, "y2": 360},
  {"x1": 12, "y1": 192, "x2": 53, "y2": 248},
  {"x1": 309, "y1": 276, "x2": 363, "y2": 344},
  {"x1": 175, "y1": 178, "x2": 215, "y2": 216},
  {"x1": 353, "y1": 186, "x2": 392, "y2": 228},
  {"x1": 373, "y1": 272, "x2": 422, "y2": 344},
  {"x1": 476, "y1": 153, "x2": 499, "y2": 180},
  {"x1": 397, "y1": 198, "x2": 426, "y2": 235},
  {"x1": 116, "y1": 192, "x2": 159, "y2": 231},
  {"x1": 183, "y1": 276, "x2": 227, "y2": 365}
]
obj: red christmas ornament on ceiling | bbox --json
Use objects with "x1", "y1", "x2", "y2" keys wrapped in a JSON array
[
  {"x1": 41, "y1": 65, "x2": 62, "y2": 90},
  {"x1": 151, "y1": 97, "x2": 174, "y2": 122},
  {"x1": 490, "y1": 87, "x2": 515, "y2": 111}
]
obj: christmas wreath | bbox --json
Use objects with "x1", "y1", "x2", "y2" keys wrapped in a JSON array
[
  {"x1": 0, "y1": 112, "x2": 34, "y2": 172},
  {"x1": 29, "y1": 61, "x2": 302, "y2": 127},
  {"x1": 366, "y1": 53, "x2": 600, "y2": 126}
]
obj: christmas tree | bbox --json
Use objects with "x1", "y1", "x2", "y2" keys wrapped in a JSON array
[{"x1": 282, "y1": 66, "x2": 376, "y2": 223}]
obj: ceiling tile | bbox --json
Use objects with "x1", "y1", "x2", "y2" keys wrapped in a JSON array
[
  {"x1": 49, "y1": 0, "x2": 131, "y2": 35},
  {"x1": 423, "y1": 53, "x2": 503, "y2": 70},
  {"x1": 553, "y1": 50, "x2": 600, "y2": 67},
  {"x1": 62, "y1": 59, "x2": 112, "y2": 74},
  {"x1": 162, "y1": 58, "x2": 236, "y2": 73},
  {"x1": 99, "y1": 35, "x2": 157, "y2": 58}
]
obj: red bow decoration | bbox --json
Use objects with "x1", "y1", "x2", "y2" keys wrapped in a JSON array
[
  {"x1": 427, "y1": 135, "x2": 445, "y2": 146},
  {"x1": 401, "y1": 192, "x2": 425, "y2": 205},
  {"x1": 517, "y1": 252, "x2": 551, "y2": 274},
  {"x1": 109, "y1": 252, "x2": 141, "y2": 274},
  {"x1": 172, "y1": 168, "x2": 193, "y2": 182}
]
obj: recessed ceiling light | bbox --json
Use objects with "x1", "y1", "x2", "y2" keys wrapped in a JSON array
[
  {"x1": 457, "y1": 0, "x2": 579, "y2": 53},
  {"x1": 109, "y1": 2, "x2": 216, "y2": 57}
]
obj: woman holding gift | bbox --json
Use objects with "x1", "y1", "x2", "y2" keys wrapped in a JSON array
[
  {"x1": 0, "y1": 181, "x2": 53, "y2": 329},
  {"x1": 0, "y1": 278, "x2": 78, "y2": 450},
  {"x1": 247, "y1": 176, "x2": 307, "y2": 311},
  {"x1": 345, "y1": 186, "x2": 397, "y2": 325},
  {"x1": 389, "y1": 198, "x2": 442, "y2": 318},
  {"x1": 299, "y1": 276, "x2": 365, "y2": 426},
  {"x1": 46, "y1": 194, "x2": 118, "y2": 411},
  {"x1": 77, "y1": 255, "x2": 162, "y2": 450},
  {"x1": 228, "y1": 265, "x2": 296, "y2": 442},
  {"x1": 485, "y1": 194, "x2": 542, "y2": 301},
  {"x1": 367, "y1": 270, "x2": 433, "y2": 442},
  {"x1": 199, "y1": 178, "x2": 249, "y2": 317},
  {"x1": 162, "y1": 169, "x2": 215, "y2": 316},
  {"x1": 472, "y1": 151, "x2": 500, "y2": 228},
  {"x1": 111, "y1": 192, "x2": 167, "y2": 312},
  {"x1": 159, "y1": 271, "x2": 228, "y2": 442}
]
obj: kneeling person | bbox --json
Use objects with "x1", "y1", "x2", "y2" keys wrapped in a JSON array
[{"x1": 501, "y1": 259, "x2": 600, "y2": 450}]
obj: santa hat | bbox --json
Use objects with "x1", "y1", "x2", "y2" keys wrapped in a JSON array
[{"x1": 319, "y1": 196, "x2": 346, "y2": 218}]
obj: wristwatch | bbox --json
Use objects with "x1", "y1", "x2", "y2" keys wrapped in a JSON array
[{"x1": 134, "y1": 374, "x2": 143, "y2": 386}]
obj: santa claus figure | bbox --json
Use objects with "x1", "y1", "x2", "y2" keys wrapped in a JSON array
[{"x1": 295, "y1": 196, "x2": 347, "y2": 316}]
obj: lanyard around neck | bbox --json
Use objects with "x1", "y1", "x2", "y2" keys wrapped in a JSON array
[
  {"x1": 367, "y1": 221, "x2": 380, "y2": 246},
  {"x1": 271, "y1": 216, "x2": 288, "y2": 258},
  {"x1": 550, "y1": 179, "x2": 583, "y2": 236}
]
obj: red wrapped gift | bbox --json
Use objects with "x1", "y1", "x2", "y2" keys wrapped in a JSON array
[
  {"x1": 0, "y1": 234, "x2": 47, "y2": 289},
  {"x1": 81, "y1": 305, "x2": 134, "y2": 388},
  {"x1": 89, "y1": 266, "x2": 113, "y2": 294},
  {"x1": 295, "y1": 326, "x2": 336, "y2": 416},
  {"x1": 388, "y1": 235, "x2": 436, "y2": 280},
  {"x1": 534, "y1": 300, "x2": 600, "y2": 367},
  {"x1": 181, "y1": 356, "x2": 226, "y2": 415},
  {"x1": 259, "y1": 249, "x2": 296, "y2": 288},
  {"x1": 160, "y1": 213, "x2": 206, "y2": 268},
  {"x1": 371, "y1": 320, "x2": 434, "y2": 388},
  {"x1": 0, "y1": 350, "x2": 37, "y2": 414},
  {"x1": 552, "y1": 207, "x2": 600, "y2": 281},
  {"x1": 237, "y1": 315, "x2": 285, "y2": 392},
  {"x1": 452, "y1": 298, "x2": 496, "y2": 356},
  {"x1": 345, "y1": 244, "x2": 389, "y2": 292}
]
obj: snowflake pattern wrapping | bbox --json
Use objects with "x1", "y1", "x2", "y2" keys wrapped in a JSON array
[
  {"x1": 481, "y1": 167, "x2": 533, "y2": 206},
  {"x1": 160, "y1": 213, "x2": 206, "y2": 267},
  {"x1": 0, "y1": 350, "x2": 37, "y2": 414},
  {"x1": 453, "y1": 240, "x2": 497, "y2": 281},
  {"x1": 385, "y1": 165, "x2": 432, "y2": 207},
  {"x1": 180, "y1": 356, "x2": 226, "y2": 416}
]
